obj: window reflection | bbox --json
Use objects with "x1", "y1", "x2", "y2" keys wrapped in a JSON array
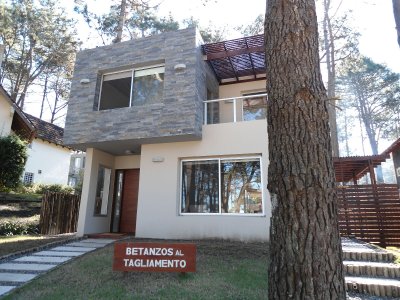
[
  {"x1": 221, "y1": 159, "x2": 262, "y2": 214},
  {"x1": 181, "y1": 158, "x2": 263, "y2": 214},
  {"x1": 181, "y1": 160, "x2": 219, "y2": 213}
]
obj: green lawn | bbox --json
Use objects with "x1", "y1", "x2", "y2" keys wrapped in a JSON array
[
  {"x1": 0, "y1": 192, "x2": 42, "y2": 202},
  {"x1": 4, "y1": 239, "x2": 269, "y2": 300}
]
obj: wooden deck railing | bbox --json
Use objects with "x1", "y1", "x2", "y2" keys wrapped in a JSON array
[
  {"x1": 337, "y1": 184, "x2": 400, "y2": 247},
  {"x1": 39, "y1": 192, "x2": 80, "y2": 235}
]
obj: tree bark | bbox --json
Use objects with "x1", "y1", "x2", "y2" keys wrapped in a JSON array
[
  {"x1": 323, "y1": 0, "x2": 339, "y2": 157},
  {"x1": 393, "y1": 0, "x2": 400, "y2": 47},
  {"x1": 265, "y1": 0, "x2": 346, "y2": 299},
  {"x1": 114, "y1": 0, "x2": 127, "y2": 43},
  {"x1": 40, "y1": 75, "x2": 49, "y2": 119}
]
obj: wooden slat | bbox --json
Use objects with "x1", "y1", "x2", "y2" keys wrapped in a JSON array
[
  {"x1": 337, "y1": 184, "x2": 400, "y2": 247},
  {"x1": 39, "y1": 192, "x2": 81, "y2": 235},
  {"x1": 205, "y1": 46, "x2": 265, "y2": 60}
]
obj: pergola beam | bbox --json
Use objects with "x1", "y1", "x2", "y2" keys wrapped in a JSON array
[{"x1": 205, "y1": 46, "x2": 265, "y2": 61}]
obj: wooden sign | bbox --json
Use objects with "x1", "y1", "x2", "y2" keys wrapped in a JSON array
[{"x1": 113, "y1": 242, "x2": 196, "y2": 273}]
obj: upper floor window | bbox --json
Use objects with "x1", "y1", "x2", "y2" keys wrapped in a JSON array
[{"x1": 98, "y1": 66, "x2": 165, "y2": 110}]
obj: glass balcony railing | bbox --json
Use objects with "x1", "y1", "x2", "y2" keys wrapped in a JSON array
[{"x1": 203, "y1": 93, "x2": 268, "y2": 125}]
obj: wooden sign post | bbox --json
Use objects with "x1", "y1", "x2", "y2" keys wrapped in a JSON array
[{"x1": 113, "y1": 242, "x2": 196, "y2": 273}]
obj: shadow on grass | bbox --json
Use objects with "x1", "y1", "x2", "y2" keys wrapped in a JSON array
[
  {"x1": 0, "y1": 201, "x2": 41, "y2": 218},
  {"x1": 0, "y1": 235, "x2": 76, "y2": 258},
  {"x1": 5, "y1": 239, "x2": 269, "y2": 300}
]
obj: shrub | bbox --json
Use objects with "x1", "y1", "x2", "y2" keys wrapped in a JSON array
[
  {"x1": 0, "y1": 135, "x2": 28, "y2": 191},
  {"x1": 0, "y1": 221, "x2": 39, "y2": 236},
  {"x1": 37, "y1": 184, "x2": 74, "y2": 194},
  {"x1": 14, "y1": 183, "x2": 41, "y2": 194},
  {"x1": 13, "y1": 183, "x2": 75, "y2": 195}
]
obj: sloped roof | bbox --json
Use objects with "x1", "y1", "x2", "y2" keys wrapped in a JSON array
[
  {"x1": 333, "y1": 155, "x2": 389, "y2": 183},
  {"x1": 0, "y1": 85, "x2": 35, "y2": 141},
  {"x1": 25, "y1": 114, "x2": 65, "y2": 146},
  {"x1": 383, "y1": 137, "x2": 400, "y2": 155},
  {"x1": 202, "y1": 34, "x2": 266, "y2": 84}
]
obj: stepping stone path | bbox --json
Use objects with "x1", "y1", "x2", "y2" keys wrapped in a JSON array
[
  {"x1": 0, "y1": 238, "x2": 114, "y2": 297},
  {"x1": 343, "y1": 237, "x2": 400, "y2": 298},
  {"x1": 1, "y1": 237, "x2": 399, "y2": 298}
]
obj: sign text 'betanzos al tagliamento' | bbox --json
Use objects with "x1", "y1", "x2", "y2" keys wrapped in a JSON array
[{"x1": 113, "y1": 242, "x2": 196, "y2": 273}]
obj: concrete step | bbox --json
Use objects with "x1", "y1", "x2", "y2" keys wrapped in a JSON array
[
  {"x1": 346, "y1": 276, "x2": 400, "y2": 298},
  {"x1": 342, "y1": 250, "x2": 395, "y2": 262},
  {"x1": 0, "y1": 286, "x2": 16, "y2": 297},
  {"x1": 344, "y1": 261, "x2": 400, "y2": 278},
  {"x1": 0, "y1": 237, "x2": 116, "y2": 298},
  {"x1": 0, "y1": 272, "x2": 37, "y2": 283},
  {"x1": 0, "y1": 263, "x2": 56, "y2": 272}
]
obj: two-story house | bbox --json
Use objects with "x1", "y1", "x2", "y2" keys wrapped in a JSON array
[{"x1": 64, "y1": 28, "x2": 271, "y2": 241}]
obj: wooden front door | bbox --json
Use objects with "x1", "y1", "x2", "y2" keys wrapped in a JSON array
[{"x1": 119, "y1": 169, "x2": 140, "y2": 233}]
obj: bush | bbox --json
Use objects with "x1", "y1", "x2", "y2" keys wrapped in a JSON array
[
  {"x1": 0, "y1": 135, "x2": 28, "y2": 191},
  {"x1": 0, "y1": 221, "x2": 39, "y2": 236},
  {"x1": 37, "y1": 184, "x2": 74, "y2": 194},
  {"x1": 14, "y1": 184, "x2": 41, "y2": 194},
  {"x1": 13, "y1": 183, "x2": 74, "y2": 195}
]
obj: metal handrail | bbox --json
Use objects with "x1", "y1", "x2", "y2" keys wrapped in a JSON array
[
  {"x1": 204, "y1": 93, "x2": 268, "y2": 125},
  {"x1": 203, "y1": 93, "x2": 268, "y2": 103}
]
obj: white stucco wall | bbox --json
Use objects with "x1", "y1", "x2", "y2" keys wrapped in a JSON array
[
  {"x1": 24, "y1": 139, "x2": 72, "y2": 185},
  {"x1": 135, "y1": 120, "x2": 270, "y2": 241},
  {"x1": 115, "y1": 155, "x2": 141, "y2": 170},
  {"x1": 77, "y1": 120, "x2": 270, "y2": 241},
  {"x1": 0, "y1": 94, "x2": 13, "y2": 137},
  {"x1": 76, "y1": 149, "x2": 141, "y2": 235}
]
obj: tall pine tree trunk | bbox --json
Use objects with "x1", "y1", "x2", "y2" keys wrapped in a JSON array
[
  {"x1": 323, "y1": 0, "x2": 339, "y2": 157},
  {"x1": 114, "y1": 0, "x2": 127, "y2": 43},
  {"x1": 40, "y1": 75, "x2": 49, "y2": 119},
  {"x1": 265, "y1": 0, "x2": 345, "y2": 298},
  {"x1": 393, "y1": 0, "x2": 400, "y2": 47}
]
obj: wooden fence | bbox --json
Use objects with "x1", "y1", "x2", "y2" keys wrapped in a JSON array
[
  {"x1": 39, "y1": 192, "x2": 80, "y2": 235},
  {"x1": 337, "y1": 184, "x2": 400, "y2": 247}
]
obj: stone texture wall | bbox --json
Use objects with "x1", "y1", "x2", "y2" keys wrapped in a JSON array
[{"x1": 64, "y1": 28, "x2": 206, "y2": 149}]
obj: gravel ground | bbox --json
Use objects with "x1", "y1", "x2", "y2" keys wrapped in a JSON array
[{"x1": 347, "y1": 291, "x2": 392, "y2": 299}]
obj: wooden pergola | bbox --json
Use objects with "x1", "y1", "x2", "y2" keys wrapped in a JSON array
[
  {"x1": 202, "y1": 35, "x2": 266, "y2": 84},
  {"x1": 333, "y1": 154, "x2": 389, "y2": 184}
]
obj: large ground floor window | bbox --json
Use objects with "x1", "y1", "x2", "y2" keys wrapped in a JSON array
[{"x1": 180, "y1": 156, "x2": 263, "y2": 215}]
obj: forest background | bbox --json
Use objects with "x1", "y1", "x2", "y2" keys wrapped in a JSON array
[{"x1": 1, "y1": 0, "x2": 399, "y2": 181}]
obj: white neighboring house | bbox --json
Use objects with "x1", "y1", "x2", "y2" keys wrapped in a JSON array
[
  {"x1": 0, "y1": 85, "x2": 35, "y2": 140},
  {"x1": 23, "y1": 114, "x2": 72, "y2": 185},
  {"x1": 0, "y1": 87, "x2": 13, "y2": 137}
]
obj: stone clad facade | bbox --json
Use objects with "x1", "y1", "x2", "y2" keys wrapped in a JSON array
[{"x1": 64, "y1": 28, "x2": 215, "y2": 153}]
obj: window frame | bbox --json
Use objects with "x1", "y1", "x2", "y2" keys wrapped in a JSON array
[
  {"x1": 97, "y1": 64, "x2": 165, "y2": 111},
  {"x1": 93, "y1": 164, "x2": 112, "y2": 217},
  {"x1": 23, "y1": 172, "x2": 34, "y2": 185},
  {"x1": 241, "y1": 90, "x2": 268, "y2": 122},
  {"x1": 179, "y1": 156, "x2": 265, "y2": 217}
]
